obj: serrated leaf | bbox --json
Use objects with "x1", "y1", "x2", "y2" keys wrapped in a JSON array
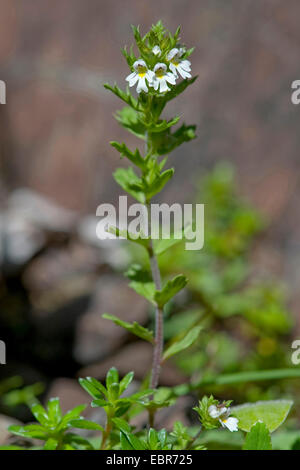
[
  {"x1": 115, "y1": 106, "x2": 146, "y2": 139},
  {"x1": 154, "y1": 275, "x2": 188, "y2": 308},
  {"x1": 104, "y1": 84, "x2": 138, "y2": 110},
  {"x1": 243, "y1": 422, "x2": 272, "y2": 450},
  {"x1": 113, "y1": 167, "x2": 145, "y2": 203},
  {"x1": 125, "y1": 264, "x2": 156, "y2": 304},
  {"x1": 163, "y1": 325, "x2": 202, "y2": 361},
  {"x1": 107, "y1": 225, "x2": 149, "y2": 248},
  {"x1": 103, "y1": 313, "x2": 154, "y2": 343},
  {"x1": 145, "y1": 168, "x2": 174, "y2": 200},
  {"x1": 231, "y1": 400, "x2": 293, "y2": 433},
  {"x1": 111, "y1": 141, "x2": 145, "y2": 170},
  {"x1": 149, "y1": 116, "x2": 180, "y2": 133}
]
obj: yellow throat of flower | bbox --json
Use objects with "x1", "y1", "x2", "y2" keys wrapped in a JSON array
[
  {"x1": 155, "y1": 68, "x2": 165, "y2": 78},
  {"x1": 137, "y1": 65, "x2": 147, "y2": 77}
]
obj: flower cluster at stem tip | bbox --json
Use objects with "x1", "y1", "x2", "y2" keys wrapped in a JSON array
[{"x1": 125, "y1": 23, "x2": 192, "y2": 94}]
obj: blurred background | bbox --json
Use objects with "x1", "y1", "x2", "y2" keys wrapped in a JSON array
[{"x1": 0, "y1": 0, "x2": 300, "y2": 445}]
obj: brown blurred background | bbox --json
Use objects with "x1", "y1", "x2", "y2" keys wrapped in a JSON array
[{"x1": 0, "y1": 0, "x2": 299, "y2": 422}]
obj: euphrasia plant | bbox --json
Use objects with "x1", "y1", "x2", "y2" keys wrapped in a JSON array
[{"x1": 3, "y1": 22, "x2": 295, "y2": 451}]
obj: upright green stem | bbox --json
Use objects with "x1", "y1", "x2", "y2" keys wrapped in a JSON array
[
  {"x1": 148, "y1": 240, "x2": 164, "y2": 390},
  {"x1": 144, "y1": 128, "x2": 164, "y2": 391}
]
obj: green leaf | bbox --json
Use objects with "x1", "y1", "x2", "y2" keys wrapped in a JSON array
[
  {"x1": 44, "y1": 438, "x2": 59, "y2": 450},
  {"x1": 119, "y1": 371, "x2": 135, "y2": 394},
  {"x1": 106, "y1": 367, "x2": 119, "y2": 389},
  {"x1": 47, "y1": 398, "x2": 62, "y2": 423},
  {"x1": 113, "y1": 167, "x2": 145, "y2": 203},
  {"x1": 79, "y1": 377, "x2": 105, "y2": 400},
  {"x1": 154, "y1": 275, "x2": 188, "y2": 308},
  {"x1": 30, "y1": 403, "x2": 49, "y2": 427},
  {"x1": 231, "y1": 400, "x2": 293, "y2": 433},
  {"x1": 164, "y1": 77, "x2": 198, "y2": 103},
  {"x1": 111, "y1": 141, "x2": 145, "y2": 170},
  {"x1": 107, "y1": 225, "x2": 149, "y2": 249},
  {"x1": 163, "y1": 325, "x2": 202, "y2": 360},
  {"x1": 120, "y1": 431, "x2": 148, "y2": 450},
  {"x1": 144, "y1": 168, "x2": 174, "y2": 200},
  {"x1": 103, "y1": 314, "x2": 154, "y2": 343},
  {"x1": 191, "y1": 368, "x2": 300, "y2": 390},
  {"x1": 153, "y1": 225, "x2": 192, "y2": 255},
  {"x1": 243, "y1": 422, "x2": 272, "y2": 450},
  {"x1": 104, "y1": 84, "x2": 138, "y2": 110},
  {"x1": 112, "y1": 418, "x2": 132, "y2": 433},
  {"x1": 115, "y1": 106, "x2": 146, "y2": 140},
  {"x1": 69, "y1": 419, "x2": 104, "y2": 431},
  {"x1": 125, "y1": 265, "x2": 156, "y2": 304},
  {"x1": 91, "y1": 399, "x2": 112, "y2": 408},
  {"x1": 149, "y1": 116, "x2": 180, "y2": 133},
  {"x1": 9, "y1": 424, "x2": 48, "y2": 440},
  {"x1": 155, "y1": 124, "x2": 196, "y2": 156}
]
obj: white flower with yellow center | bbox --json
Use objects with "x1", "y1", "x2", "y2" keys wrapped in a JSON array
[
  {"x1": 151, "y1": 63, "x2": 176, "y2": 93},
  {"x1": 126, "y1": 60, "x2": 154, "y2": 94},
  {"x1": 167, "y1": 48, "x2": 192, "y2": 79},
  {"x1": 208, "y1": 405, "x2": 239, "y2": 432},
  {"x1": 152, "y1": 45, "x2": 161, "y2": 56}
]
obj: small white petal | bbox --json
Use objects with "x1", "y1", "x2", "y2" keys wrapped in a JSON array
[
  {"x1": 220, "y1": 417, "x2": 239, "y2": 432},
  {"x1": 177, "y1": 65, "x2": 191, "y2": 79},
  {"x1": 128, "y1": 74, "x2": 139, "y2": 87},
  {"x1": 152, "y1": 45, "x2": 161, "y2": 56},
  {"x1": 159, "y1": 78, "x2": 170, "y2": 93},
  {"x1": 126, "y1": 72, "x2": 136, "y2": 82},
  {"x1": 137, "y1": 76, "x2": 148, "y2": 94},
  {"x1": 169, "y1": 63, "x2": 178, "y2": 77},
  {"x1": 165, "y1": 72, "x2": 176, "y2": 85},
  {"x1": 208, "y1": 405, "x2": 220, "y2": 419},
  {"x1": 167, "y1": 48, "x2": 179, "y2": 61},
  {"x1": 180, "y1": 60, "x2": 191, "y2": 71},
  {"x1": 146, "y1": 70, "x2": 155, "y2": 82}
]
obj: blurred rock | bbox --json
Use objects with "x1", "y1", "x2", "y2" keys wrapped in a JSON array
[
  {"x1": 0, "y1": 414, "x2": 21, "y2": 446},
  {"x1": 73, "y1": 276, "x2": 148, "y2": 364}
]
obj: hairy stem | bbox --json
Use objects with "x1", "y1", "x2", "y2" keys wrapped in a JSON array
[
  {"x1": 146, "y1": 202, "x2": 164, "y2": 393},
  {"x1": 145, "y1": 120, "x2": 164, "y2": 392}
]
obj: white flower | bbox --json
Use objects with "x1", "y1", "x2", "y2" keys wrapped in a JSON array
[
  {"x1": 152, "y1": 45, "x2": 161, "y2": 56},
  {"x1": 208, "y1": 405, "x2": 227, "y2": 419},
  {"x1": 126, "y1": 60, "x2": 154, "y2": 94},
  {"x1": 208, "y1": 405, "x2": 239, "y2": 432},
  {"x1": 167, "y1": 48, "x2": 192, "y2": 79},
  {"x1": 220, "y1": 417, "x2": 239, "y2": 432},
  {"x1": 151, "y1": 63, "x2": 176, "y2": 93}
]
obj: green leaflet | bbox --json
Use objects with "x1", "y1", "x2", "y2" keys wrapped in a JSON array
[
  {"x1": 102, "y1": 313, "x2": 154, "y2": 343},
  {"x1": 113, "y1": 167, "x2": 145, "y2": 203},
  {"x1": 163, "y1": 325, "x2": 202, "y2": 360},
  {"x1": 243, "y1": 422, "x2": 272, "y2": 450},
  {"x1": 231, "y1": 400, "x2": 293, "y2": 433},
  {"x1": 111, "y1": 141, "x2": 145, "y2": 170},
  {"x1": 103, "y1": 84, "x2": 139, "y2": 110},
  {"x1": 154, "y1": 275, "x2": 188, "y2": 308}
]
